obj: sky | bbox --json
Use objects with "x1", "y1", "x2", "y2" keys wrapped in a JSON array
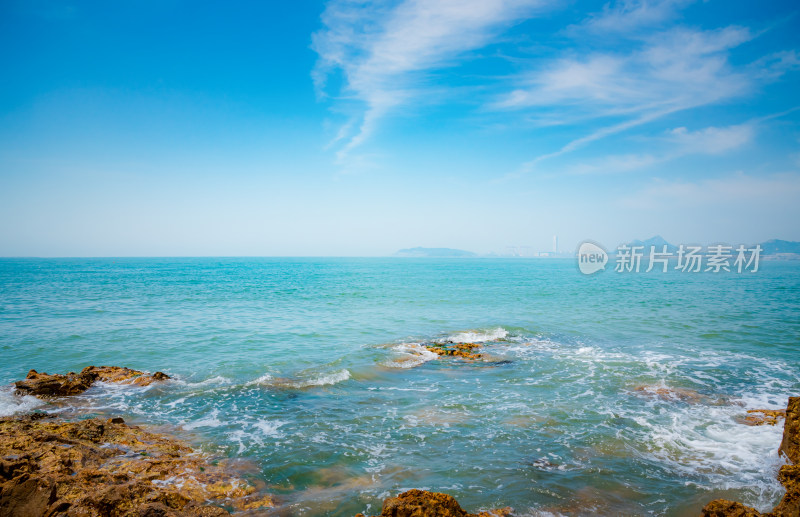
[{"x1": 0, "y1": 0, "x2": 799, "y2": 257}]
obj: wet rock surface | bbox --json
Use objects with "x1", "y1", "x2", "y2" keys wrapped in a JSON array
[
  {"x1": 780, "y1": 397, "x2": 800, "y2": 464},
  {"x1": 738, "y1": 409, "x2": 787, "y2": 427},
  {"x1": 355, "y1": 489, "x2": 512, "y2": 517},
  {"x1": 701, "y1": 396, "x2": 800, "y2": 517},
  {"x1": 424, "y1": 343, "x2": 483, "y2": 360},
  {"x1": 0, "y1": 415, "x2": 273, "y2": 517},
  {"x1": 15, "y1": 366, "x2": 171, "y2": 398},
  {"x1": 632, "y1": 385, "x2": 708, "y2": 404}
]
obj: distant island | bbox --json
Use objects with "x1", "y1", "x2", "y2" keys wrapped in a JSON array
[
  {"x1": 393, "y1": 238, "x2": 800, "y2": 259},
  {"x1": 629, "y1": 235, "x2": 679, "y2": 253},
  {"x1": 625, "y1": 236, "x2": 800, "y2": 258},
  {"x1": 394, "y1": 247, "x2": 477, "y2": 258},
  {"x1": 760, "y1": 239, "x2": 800, "y2": 255}
]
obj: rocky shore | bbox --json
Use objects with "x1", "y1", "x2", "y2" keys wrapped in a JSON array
[
  {"x1": 2, "y1": 366, "x2": 799, "y2": 516},
  {"x1": 2, "y1": 366, "x2": 273, "y2": 516},
  {"x1": 0, "y1": 415, "x2": 273, "y2": 516}
]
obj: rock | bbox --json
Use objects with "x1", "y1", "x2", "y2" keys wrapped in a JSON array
[
  {"x1": 14, "y1": 368, "x2": 96, "y2": 397},
  {"x1": 772, "y1": 465, "x2": 800, "y2": 516},
  {"x1": 738, "y1": 409, "x2": 786, "y2": 426},
  {"x1": 700, "y1": 396, "x2": 799, "y2": 517},
  {"x1": 0, "y1": 475, "x2": 57, "y2": 517},
  {"x1": 357, "y1": 489, "x2": 512, "y2": 517},
  {"x1": 700, "y1": 499, "x2": 763, "y2": 516},
  {"x1": 780, "y1": 397, "x2": 800, "y2": 464},
  {"x1": 425, "y1": 343, "x2": 483, "y2": 360},
  {"x1": 633, "y1": 385, "x2": 706, "y2": 404},
  {"x1": 0, "y1": 415, "x2": 273, "y2": 516},
  {"x1": 14, "y1": 366, "x2": 170, "y2": 398}
]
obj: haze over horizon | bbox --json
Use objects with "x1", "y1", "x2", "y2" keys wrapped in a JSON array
[{"x1": 1, "y1": 1, "x2": 799, "y2": 257}]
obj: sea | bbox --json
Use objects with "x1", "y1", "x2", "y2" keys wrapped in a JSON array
[{"x1": 0, "y1": 257, "x2": 798, "y2": 516}]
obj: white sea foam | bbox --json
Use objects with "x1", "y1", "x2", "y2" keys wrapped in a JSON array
[
  {"x1": 384, "y1": 343, "x2": 439, "y2": 368},
  {"x1": 248, "y1": 370, "x2": 351, "y2": 388},
  {"x1": 634, "y1": 404, "x2": 786, "y2": 510},
  {"x1": 294, "y1": 369, "x2": 351, "y2": 387},
  {"x1": 245, "y1": 373, "x2": 273, "y2": 386},
  {"x1": 441, "y1": 327, "x2": 508, "y2": 343},
  {"x1": 0, "y1": 386, "x2": 45, "y2": 416},
  {"x1": 182, "y1": 408, "x2": 223, "y2": 430},
  {"x1": 168, "y1": 375, "x2": 231, "y2": 388},
  {"x1": 253, "y1": 419, "x2": 284, "y2": 437}
]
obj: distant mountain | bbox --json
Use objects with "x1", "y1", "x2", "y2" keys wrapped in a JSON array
[
  {"x1": 394, "y1": 247, "x2": 476, "y2": 258},
  {"x1": 759, "y1": 239, "x2": 800, "y2": 255},
  {"x1": 627, "y1": 235, "x2": 678, "y2": 253}
]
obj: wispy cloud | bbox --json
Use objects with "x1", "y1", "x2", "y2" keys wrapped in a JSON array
[
  {"x1": 497, "y1": 26, "x2": 753, "y2": 116},
  {"x1": 312, "y1": 0, "x2": 546, "y2": 160},
  {"x1": 537, "y1": 122, "x2": 755, "y2": 176},
  {"x1": 664, "y1": 124, "x2": 754, "y2": 155},
  {"x1": 574, "y1": 0, "x2": 694, "y2": 35},
  {"x1": 499, "y1": 16, "x2": 800, "y2": 176}
]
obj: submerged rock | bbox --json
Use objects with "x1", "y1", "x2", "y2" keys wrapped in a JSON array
[
  {"x1": 355, "y1": 489, "x2": 512, "y2": 517},
  {"x1": 700, "y1": 396, "x2": 800, "y2": 517},
  {"x1": 14, "y1": 366, "x2": 170, "y2": 398},
  {"x1": 632, "y1": 385, "x2": 707, "y2": 404},
  {"x1": 0, "y1": 415, "x2": 272, "y2": 516}
]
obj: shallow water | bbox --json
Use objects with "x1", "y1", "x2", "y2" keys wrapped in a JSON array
[{"x1": 1, "y1": 257, "x2": 798, "y2": 516}]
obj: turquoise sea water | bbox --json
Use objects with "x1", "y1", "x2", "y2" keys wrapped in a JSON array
[{"x1": 1, "y1": 258, "x2": 799, "y2": 516}]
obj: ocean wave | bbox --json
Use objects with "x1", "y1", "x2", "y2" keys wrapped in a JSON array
[
  {"x1": 294, "y1": 369, "x2": 351, "y2": 387},
  {"x1": 440, "y1": 327, "x2": 508, "y2": 343},
  {"x1": 247, "y1": 369, "x2": 352, "y2": 389},
  {"x1": 0, "y1": 386, "x2": 45, "y2": 417},
  {"x1": 383, "y1": 343, "x2": 439, "y2": 368},
  {"x1": 632, "y1": 403, "x2": 785, "y2": 510},
  {"x1": 182, "y1": 408, "x2": 224, "y2": 430},
  {"x1": 170, "y1": 375, "x2": 232, "y2": 388}
]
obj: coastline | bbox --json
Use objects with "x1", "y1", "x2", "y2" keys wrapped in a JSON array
[{"x1": 1, "y1": 366, "x2": 798, "y2": 516}]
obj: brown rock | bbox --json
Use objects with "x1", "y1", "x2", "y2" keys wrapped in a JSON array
[
  {"x1": 14, "y1": 368, "x2": 96, "y2": 397},
  {"x1": 0, "y1": 474, "x2": 57, "y2": 517},
  {"x1": 780, "y1": 397, "x2": 800, "y2": 464},
  {"x1": 633, "y1": 385, "x2": 706, "y2": 404},
  {"x1": 0, "y1": 415, "x2": 272, "y2": 516},
  {"x1": 14, "y1": 366, "x2": 170, "y2": 398},
  {"x1": 700, "y1": 499, "x2": 763, "y2": 517},
  {"x1": 738, "y1": 409, "x2": 786, "y2": 426},
  {"x1": 425, "y1": 343, "x2": 483, "y2": 360},
  {"x1": 772, "y1": 464, "x2": 800, "y2": 517},
  {"x1": 359, "y1": 489, "x2": 511, "y2": 517}
]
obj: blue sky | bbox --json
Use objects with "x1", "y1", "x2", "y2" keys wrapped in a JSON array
[{"x1": 1, "y1": 0, "x2": 798, "y2": 256}]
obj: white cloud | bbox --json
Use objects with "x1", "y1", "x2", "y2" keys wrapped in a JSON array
[
  {"x1": 498, "y1": 17, "x2": 800, "y2": 176},
  {"x1": 539, "y1": 123, "x2": 755, "y2": 176},
  {"x1": 621, "y1": 172, "x2": 800, "y2": 210},
  {"x1": 575, "y1": 0, "x2": 694, "y2": 34},
  {"x1": 312, "y1": 0, "x2": 546, "y2": 158},
  {"x1": 563, "y1": 153, "x2": 660, "y2": 175},
  {"x1": 497, "y1": 26, "x2": 753, "y2": 115},
  {"x1": 664, "y1": 124, "x2": 754, "y2": 154}
]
